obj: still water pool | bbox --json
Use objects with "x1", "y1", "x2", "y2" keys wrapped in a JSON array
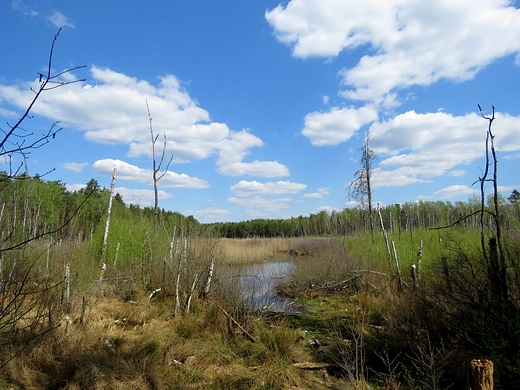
[{"x1": 220, "y1": 261, "x2": 307, "y2": 314}]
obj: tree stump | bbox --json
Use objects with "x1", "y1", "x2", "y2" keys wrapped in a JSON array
[{"x1": 471, "y1": 359, "x2": 493, "y2": 390}]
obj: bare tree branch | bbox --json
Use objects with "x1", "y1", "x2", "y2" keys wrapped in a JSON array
[
  {"x1": 348, "y1": 132, "x2": 376, "y2": 240},
  {"x1": 146, "y1": 100, "x2": 174, "y2": 226},
  {"x1": 0, "y1": 28, "x2": 86, "y2": 180}
]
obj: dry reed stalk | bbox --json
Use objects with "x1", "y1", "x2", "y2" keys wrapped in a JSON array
[{"x1": 220, "y1": 237, "x2": 289, "y2": 264}]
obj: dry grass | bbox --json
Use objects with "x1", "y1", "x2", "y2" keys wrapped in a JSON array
[
  {"x1": 4, "y1": 233, "x2": 502, "y2": 389},
  {"x1": 0, "y1": 285, "x2": 348, "y2": 389},
  {"x1": 220, "y1": 237, "x2": 288, "y2": 264},
  {"x1": 220, "y1": 236, "x2": 339, "y2": 265}
]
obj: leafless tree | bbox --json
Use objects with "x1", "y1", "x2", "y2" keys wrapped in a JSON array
[
  {"x1": 348, "y1": 132, "x2": 376, "y2": 241},
  {"x1": 0, "y1": 28, "x2": 86, "y2": 182},
  {"x1": 476, "y1": 104, "x2": 508, "y2": 307},
  {"x1": 146, "y1": 100, "x2": 174, "y2": 227},
  {"x1": 0, "y1": 29, "x2": 87, "y2": 366}
]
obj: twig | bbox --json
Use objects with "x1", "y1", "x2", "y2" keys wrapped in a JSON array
[{"x1": 215, "y1": 302, "x2": 256, "y2": 342}]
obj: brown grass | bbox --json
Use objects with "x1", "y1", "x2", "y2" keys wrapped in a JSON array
[
  {"x1": 220, "y1": 236, "x2": 339, "y2": 265},
  {"x1": 0, "y1": 284, "x2": 350, "y2": 389}
]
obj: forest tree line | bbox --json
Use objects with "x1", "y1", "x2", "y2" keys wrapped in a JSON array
[
  {"x1": 1, "y1": 173, "x2": 519, "y2": 241},
  {"x1": 0, "y1": 173, "x2": 200, "y2": 243}
]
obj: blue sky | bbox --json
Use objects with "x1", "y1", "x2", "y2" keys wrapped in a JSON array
[{"x1": 1, "y1": 0, "x2": 519, "y2": 223}]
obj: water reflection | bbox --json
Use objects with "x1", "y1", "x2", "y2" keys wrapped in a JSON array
[{"x1": 221, "y1": 261, "x2": 307, "y2": 314}]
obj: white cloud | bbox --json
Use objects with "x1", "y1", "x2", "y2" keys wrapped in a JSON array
[
  {"x1": 423, "y1": 185, "x2": 479, "y2": 200},
  {"x1": 314, "y1": 206, "x2": 339, "y2": 213},
  {"x1": 92, "y1": 158, "x2": 209, "y2": 189},
  {"x1": 231, "y1": 180, "x2": 307, "y2": 197},
  {"x1": 61, "y1": 162, "x2": 88, "y2": 173},
  {"x1": 0, "y1": 67, "x2": 287, "y2": 179},
  {"x1": 367, "y1": 110, "x2": 520, "y2": 187},
  {"x1": 65, "y1": 183, "x2": 85, "y2": 192},
  {"x1": 304, "y1": 187, "x2": 329, "y2": 198},
  {"x1": 0, "y1": 107, "x2": 18, "y2": 117},
  {"x1": 504, "y1": 153, "x2": 520, "y2": 160},
  {"x1": 216, "y1": 129, "x2": 290, "y2": 177},
  {"x1": 66, "y1": 181, "x2": 179, "y2": 207},
  {"x1": 344, "y1": 200, "x2": 360, "y2": 208},
  {"x1": 113, "y1": 186, "x2": 172, "y2": 208},
  {"x1": 48, "y1": 10, "x2": 74, "y2": 28},
  {"x1": 302, "y1": 105, "x2": 378, "y2": 146},
  {"x1": 448, "y1": 170, "x2": 466, "y2": 177},
  {"x1": 188, "y1": 208, "x2": 230, "y2": 221},
  {"x1": 267, "y1": 0, "x2": 520, "y2": 104},
  {"x1": 11, "y1": 0, "x2": 38, "y2": 17},
  {"x1": 227, "y1": 180, "x2": 307, "y2": 218},
  {"x1": 371, "y1": 168, "x2": 429, "y2": 189},
  {"x1": 218, "y1": 161, "x2": 289, "y2": 177}
]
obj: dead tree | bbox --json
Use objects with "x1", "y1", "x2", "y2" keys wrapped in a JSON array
[
  {"x1": 476, "y1": 105, "x2": 508, "y2": 307},
  {"x1": 146, "y1": 101, "x2": 174, "y2": 227},
  {"x1": 348, "y1": 132, "x2": 376, "y2": 241}
]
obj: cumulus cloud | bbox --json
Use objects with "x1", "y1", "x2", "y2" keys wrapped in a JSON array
[
  {"x1": 422, "y1": 185, "x2": 479, "y2": 200},
  {"x1": 11, "y1": 0, "x2": 38, "y2": 17},
  {"x1": 304, "y1": 187, "x2": 329, "y2": 198},
  {"x1": 216, "y1": 129, "x2": 290, "y2": 177},
  {"x1": 188, "y1": 208, "x2": 230, "y2": 221},
  {"x1": 65, "y1": 183, "x2": 86, "y2": 193},
  {"x1": 218, "y1": 161, "x2": 289, "y2": 177},
  {"x1": 0, "y1": 66, "x2": 287, "y2": 179},
  {"x1": 314, "y1": 206, "x2": 339, "y2": 214},
  {"x1": 267, "y1": 0, "x2": 520, "y2": 104},
  {"x1": 48, "y1": 10, "x2": 74, "y2": 28},
  {"x1": 61, "y1": 162, "x2": 89, "y2": 173},
  {"x1": 113, "y1": 187, "x2": 172, "y2": 207},
  {"x1": 368, "y1": 110, "x2": 520, "y2": 187},
  {"x1": 92, "y1": 158, "x2": 209, "y2": 189},
  {"x1": 231, "y1": 180, "x2": 307, "y2": 197},
  {"x1": 302, "y1": 105, "x2": 378, "y2": 146}
]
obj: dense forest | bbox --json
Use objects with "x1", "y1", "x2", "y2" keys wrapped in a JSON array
[
  {"x1": 2, "y1": 172, "x2": 519, "y2": 241},
  {"x1": 0, "y1": 174, "x2": 200, "y2": 242}
]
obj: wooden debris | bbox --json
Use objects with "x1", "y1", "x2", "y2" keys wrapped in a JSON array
[
  {"x1": 293, "y1": 362, "x2": 332, "y2": 369},
  {"x1": 215, "y1": 302, "x2": 256, "y2": 342},
  {"x1": 470, "y1": 359, "x2": 493, "y2": 390}
]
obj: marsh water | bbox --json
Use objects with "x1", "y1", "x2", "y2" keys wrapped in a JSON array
[{"x1": 220, "y1": 260, "x2": 307, "y2": 314}]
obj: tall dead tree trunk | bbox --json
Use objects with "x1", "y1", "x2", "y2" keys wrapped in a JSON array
[
  {"x1": 146, "y1": 101, "x2": 174, "y2": 228},
  {"x1": 348, "y1": 132, "x2": 376, "y2": 241},
  {"x1": 477, "y1": 105, "x2": 508, "y2": 308}
]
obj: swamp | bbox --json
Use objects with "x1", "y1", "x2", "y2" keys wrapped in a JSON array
[{"x1": 1, "y1": 207, "x2": 520, "y2": 389}]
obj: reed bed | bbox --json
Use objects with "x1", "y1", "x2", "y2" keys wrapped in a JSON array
[{"x1": 220, "y1": 236, "x2": 337, "y2": 265}]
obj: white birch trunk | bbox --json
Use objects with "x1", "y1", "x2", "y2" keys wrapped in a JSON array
[
  {"x1": 101, "y1": 168, "x2": 117, "y2": 263},
  {"x1": 186, "y1": 273, "x2": 199, "y2": 312},
  {"x1": 174, "y1": 229, "x2": 183, "y2": 317},
  {"x1": 204, "y1": 256, "x2": 215, "y2": 296},
  {"x1": 63, "y1": 263, "x2": 70, "y2": 313},
  {"x1": 391, "y1": 240, "x2": 404, "y2": 289},
  {"x1": 377, "y1": 204, "x2": 392, "y2": 269},
  {"x1": 46, "y1": 237, "x2": 51, "y2": 270},
  {"x1": 113, "y1": 242, "x2": 120, "y2": 268}
]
